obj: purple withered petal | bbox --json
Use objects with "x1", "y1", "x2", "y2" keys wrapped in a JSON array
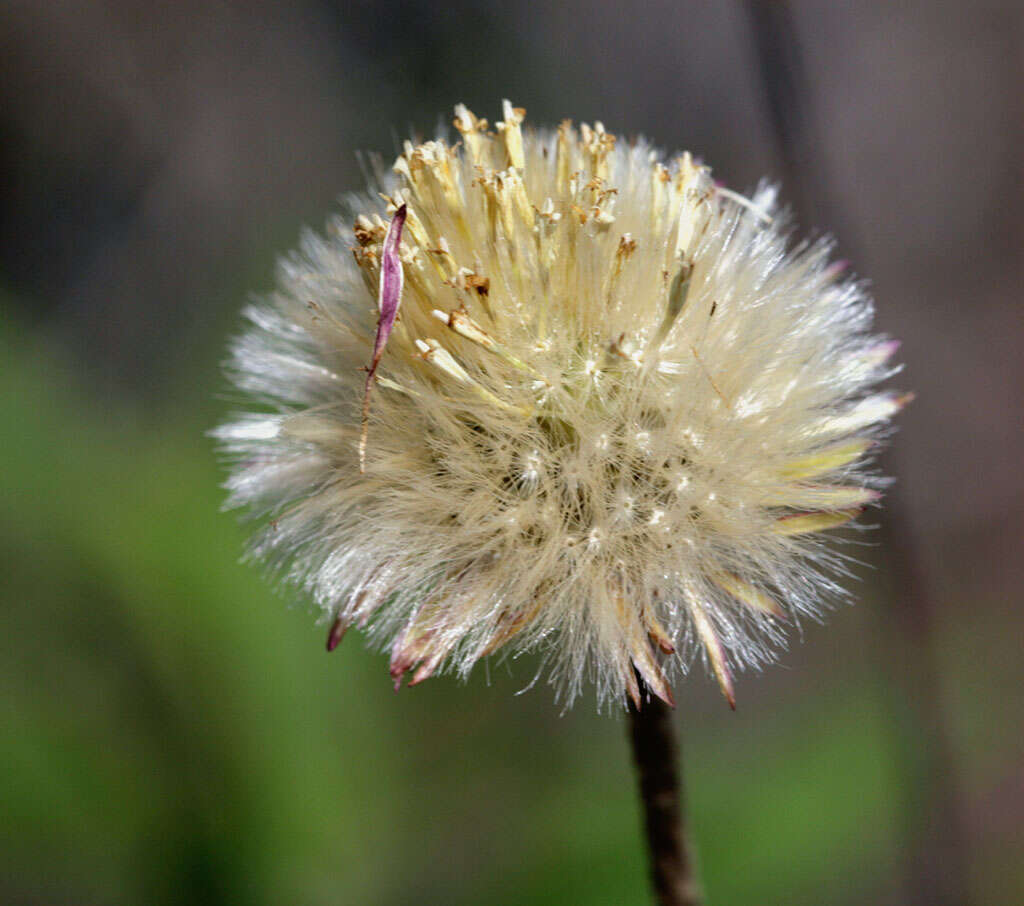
[
  {"x1": 326, "y1": 615, "x2": 348, "y2": 652},
  {"x1": 864, "y1": 339, "x2": 901, "y2": 367},
  {"x1": 359, "y1": 203, "x2": 407, "y2": 472},
  {"x1": 823, "y1": 258, "x2": 850, "y2": 281}
]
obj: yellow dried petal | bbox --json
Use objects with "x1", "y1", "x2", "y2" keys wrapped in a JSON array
[
  {"x1": 650, "y1": 257, "x2": 693, "y2": 349},
  {"x1": 629, "y1": 636, "x2": 674, "y2": 708},
  {"x1": 416, "y1": 337, "x2": 532, "y2": 416},
  {"x1": 497, "y1": 99, "x2": 526, "y2": 170},
  {"x1": 480, "y1": 598, "x2": 543, "y2": 656},
  {"x1": 763, "y1": 485, "x2": 879, "y2": 508},
  {"x1": 644, "y1": 604, "x2": 675, "y2": 654},
  {"x1": 453, "y1": 103, "x2": 488, "y2": 165},
  {"x1": 813, "y1": 392, "x2": 914, "y2": 439},
  {"x1": 431, "y1": 308, "x2": 542, "y2": 379},
  {"x1": 408, "y1": 638, "x2": 456, "y2": 686},
  {"x1": 781, "y1": 438, "x2": 873, "y2": 479},
  {"x1": 713, "y1": 573, "x2": 784, "y2": 619},
  {"x1": 616, "y1": 593, "x2": 674, "y2": 707},
  {"x1": 555, "y1": 120, "x2": 574, "y2": 195},
  {"x1": 687, "y1": 594, "x2": 735, "y2": 709},
  {"x1": 772, "y1": 508, "x2": 862, "y2": 536}
]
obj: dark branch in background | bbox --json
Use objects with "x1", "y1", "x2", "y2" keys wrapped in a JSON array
[
  {"x1": 628, "y1": 688, "x2": 702, "y2": 906},
  {"x1": 744, "y1": 1, "x2": 814, "y2": 212},
  {"x1": 742, "y1": 4, "x2": 974, "y2": 904},
  {"x1": 876, "y1": 508, "x2": 976, "y2": 906}
]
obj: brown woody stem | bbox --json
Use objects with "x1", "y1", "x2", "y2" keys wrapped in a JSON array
[{"x1": 628, "y1": 691, "x2": 702, "y2": 906}]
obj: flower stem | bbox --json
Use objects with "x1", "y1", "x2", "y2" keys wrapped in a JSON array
[{"x1": 628, "y1": 692, "x2": 702, "y2": 906}]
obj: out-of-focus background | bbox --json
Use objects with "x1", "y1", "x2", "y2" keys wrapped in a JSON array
[{"x1": 2, "y1": 1, "x2": 1021, "y2": 904}]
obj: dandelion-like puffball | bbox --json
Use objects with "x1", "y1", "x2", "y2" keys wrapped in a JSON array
[{"x1": 215, "y1": 101, "x2": 908, "y2": 709}]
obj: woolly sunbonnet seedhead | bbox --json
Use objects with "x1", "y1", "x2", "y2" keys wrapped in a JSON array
[{"x1": 215, "y1": 100, "x2": 906, "y2": 710}]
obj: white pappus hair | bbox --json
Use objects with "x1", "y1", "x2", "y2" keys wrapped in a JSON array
[{"x1": 213, "y1": 101, "x2": 908, "y2": 710}]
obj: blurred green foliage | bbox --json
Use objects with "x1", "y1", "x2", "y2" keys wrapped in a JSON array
[{"x1": 0, "y1": 312, "x2": 1004, "y2": 905}]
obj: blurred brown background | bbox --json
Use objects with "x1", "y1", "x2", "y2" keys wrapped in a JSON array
[{"x1": 1, "y1": 1, "x2": 1021, "y2": 904}]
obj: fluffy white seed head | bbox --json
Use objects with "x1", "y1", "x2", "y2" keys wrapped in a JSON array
[{"x1": 214, "y1": 101, "x2": 907, "y2": 710}]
